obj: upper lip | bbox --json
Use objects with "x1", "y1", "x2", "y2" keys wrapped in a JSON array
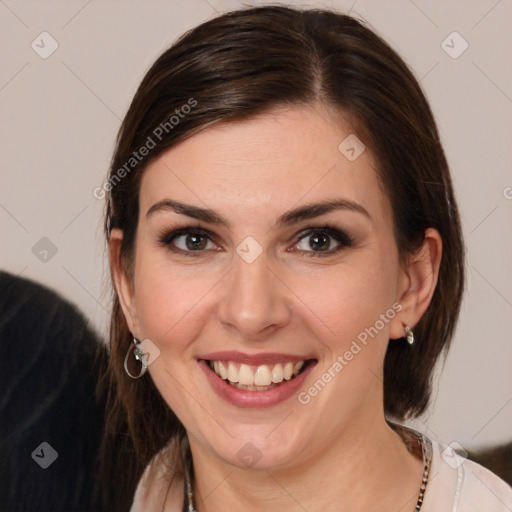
[{"x1": 199, "y1": 351, "x2": 316, "y2": 365}]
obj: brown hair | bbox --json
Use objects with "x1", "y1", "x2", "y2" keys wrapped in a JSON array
[{"x1": 97, "y1": 6, "x2": 465, "y2": 509}]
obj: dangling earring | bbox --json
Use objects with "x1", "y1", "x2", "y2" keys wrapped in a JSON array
[
  {"x1": 404, "y1": 325, "x2": 415, "y2": 345},
  {"x1": 124, "y1": 337, "x2": 148, "y2": 379}
]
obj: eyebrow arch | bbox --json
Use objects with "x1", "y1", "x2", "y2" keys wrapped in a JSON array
[
  {"x1": 146, "y1": 200, "x2": 229, "y2": 227},
  {"x1": 274, "y1": 199, "x2": 371, "y2": 228},
  {"x1": 146, "y1": 198, "x2": 371, "y2": 228}
]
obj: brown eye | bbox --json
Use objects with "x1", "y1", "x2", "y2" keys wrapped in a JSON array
[
  {"x1": 308, "y1": 233, "x2": 331, "y2": 251},
  {"x1": 292, "y1": 226, "x2": 353, "y2": 256},
  {"x1": 296, "y1": 231, "x2": 340, "y2": 253},
  {"x1": 184, "y1": 234, "x2": 208, "y2": 250},
  {"x1": 160, "y1": 228, "x2": 217, "y2": 253}
]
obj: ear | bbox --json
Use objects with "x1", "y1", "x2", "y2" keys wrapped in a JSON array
[
  {"x1": 109, "y1": 228, "x2": 140, "y2": 336},
  {"x1": 389, "y1": 228, "x2": 442, "y2": 340}
]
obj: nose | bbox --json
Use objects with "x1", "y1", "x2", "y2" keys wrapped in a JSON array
[{"x1": 216, "y1": 252, "x2": 292, "y2": 339}]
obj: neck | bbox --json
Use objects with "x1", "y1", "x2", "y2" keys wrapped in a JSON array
[{"x1": 186, "y1": 414, "x2": 424, "y2": 512}]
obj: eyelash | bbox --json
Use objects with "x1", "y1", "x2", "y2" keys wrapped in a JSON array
[
  {"x1": 293, "y1": 225, "x2": 353, "y2": 257},
  {"x1": 158, "y1": 224, "x2": 353, "y2": 258},
  {"x1": 158, "y1": 226, "x2": 218, "y2": 257}
]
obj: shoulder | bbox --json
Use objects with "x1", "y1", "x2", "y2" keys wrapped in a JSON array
[
  {"x1": 0, "y1": 271, "x2": 107, "y2": 512},
  {"x1": 457, "y1": 457, "x2": 512, "y2": 511},
  {"x1": 0, "y1": 270, "x2": 102, "y2": 357},
  {"x1": 423, "y1": 439, "x2": 512, "y2": 512},
  {"x1": 130, "y1": 440, "x2": 184, "y2": 512}
]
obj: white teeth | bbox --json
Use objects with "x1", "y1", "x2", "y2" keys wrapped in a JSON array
[
  {"x1": 227, "y1": 362, "x2": 239, "y2": 383},
  {"x1": 254, "y1": 365, "x2": 271, "y2": 386},
  {"x1": 283, "y1": 362, "x2": 294, "y2": 380},
  {"x1": 238, "y1": 364, "x2": 254, "y2": 385},
  {"x1": 211, "y1": 359, "x2": 306, "y2": 388},
  {"x1": 231, "y1": 382, "x2": 275, "y2": 391},
  {"x1": 271, "y1": 364, "x2": 284, "y2": 383},
  {"x1": 218, "y1": 361, "x2": 228, "y2": 380}
]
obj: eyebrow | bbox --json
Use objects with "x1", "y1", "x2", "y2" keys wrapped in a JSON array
[
  {"x1": 275, "y1": 199, "x2": 371, "y2": 227},
  {"x1": 146, "y1": 198, "x2": 371, "y2": 228},
  {"x1": 146, "y1": 199, "x2": 229, "y2": 226}
]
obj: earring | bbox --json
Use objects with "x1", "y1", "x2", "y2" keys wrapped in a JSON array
[
  {"x1": 124, "y1": 337, "x2": 148, "y2": 379},
  {"x1": 404, "y1": 325, "x2": 415, "y2": 345}
]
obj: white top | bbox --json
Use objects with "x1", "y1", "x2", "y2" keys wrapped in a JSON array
[
  {"x1": 422, "y1": 440, "x2": 512, "y2": 511},
  {"x1": 131, "y1": 437, "x2": 512, "y2": 511}
]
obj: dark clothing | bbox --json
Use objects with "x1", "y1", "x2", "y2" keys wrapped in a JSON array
[{"x1": 0, "y1": 271, "x2": 107, "y2": 512}]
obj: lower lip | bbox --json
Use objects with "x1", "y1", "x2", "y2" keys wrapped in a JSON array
[{"x1": 199, "y1": 360, "x2": 316, "y2": 408}]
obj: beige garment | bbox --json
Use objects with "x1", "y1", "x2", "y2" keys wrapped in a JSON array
[
  {"x1": 422, "y1": 440, "x2": 512, "y2": 511},
  {"x1": 131, "y1": 433, "x2": 512, "y2": 511},
  {"x1": 130, "y1": 439, "x2": 185, "y2": 512}
]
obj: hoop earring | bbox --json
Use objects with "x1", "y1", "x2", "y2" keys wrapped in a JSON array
[
  {"x1": 405, "y1": 325, "x2": 415, "y2": 345},
  {"x1": 124, "y1": 337, "x2": 148, "y2": 379}
]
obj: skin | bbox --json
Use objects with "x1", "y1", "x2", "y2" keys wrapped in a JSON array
[{"x1": 111, "y1": 104, "x2": 442, "y2": 511}]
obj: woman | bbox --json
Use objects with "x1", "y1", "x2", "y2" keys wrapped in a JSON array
[{"x1": 97, "y1": 6, "x2": 512, "y2": 511}]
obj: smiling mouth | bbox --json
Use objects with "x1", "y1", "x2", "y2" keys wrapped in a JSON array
[{"x1": 206, "y1": 359, "x2": 315, "y2": 391}]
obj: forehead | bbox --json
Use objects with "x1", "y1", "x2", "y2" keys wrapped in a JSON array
[{"x1": 139, "y1": 106, "x2": 390, "y2": 226}]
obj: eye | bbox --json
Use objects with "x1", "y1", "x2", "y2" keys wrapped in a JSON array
[
  {"x1": 159, "y1": 228, "x2": 218, "y2": 254},
  {"x1": 292, "y1": 226, "x2": 353, "y2": 255},
  {"x1": 174, "y1": 233, "x2": 215, "y2": 251},
  {"x1": 296, "y1": 232, "x2": 338, "y2": 252}
]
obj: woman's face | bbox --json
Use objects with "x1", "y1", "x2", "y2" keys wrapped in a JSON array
[{"x1": 118, "y1": 105, "x2": 413, "y2": 470}]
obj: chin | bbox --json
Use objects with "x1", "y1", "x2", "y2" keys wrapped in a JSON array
[{"x1": 196, "y1": 424, "x2": 309, "y2": 472}]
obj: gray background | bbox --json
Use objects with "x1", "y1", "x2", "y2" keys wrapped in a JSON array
[{"x1": 1, "y1": 0, "x2": 511, "y2": 449}]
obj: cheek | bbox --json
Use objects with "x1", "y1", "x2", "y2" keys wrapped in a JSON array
[
  {"x1": 132, "y1": 251, "x2": 219, "y2": 351},
  {"x1": 287, "y1": 253, "x2": 398, "y2": 368}
]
